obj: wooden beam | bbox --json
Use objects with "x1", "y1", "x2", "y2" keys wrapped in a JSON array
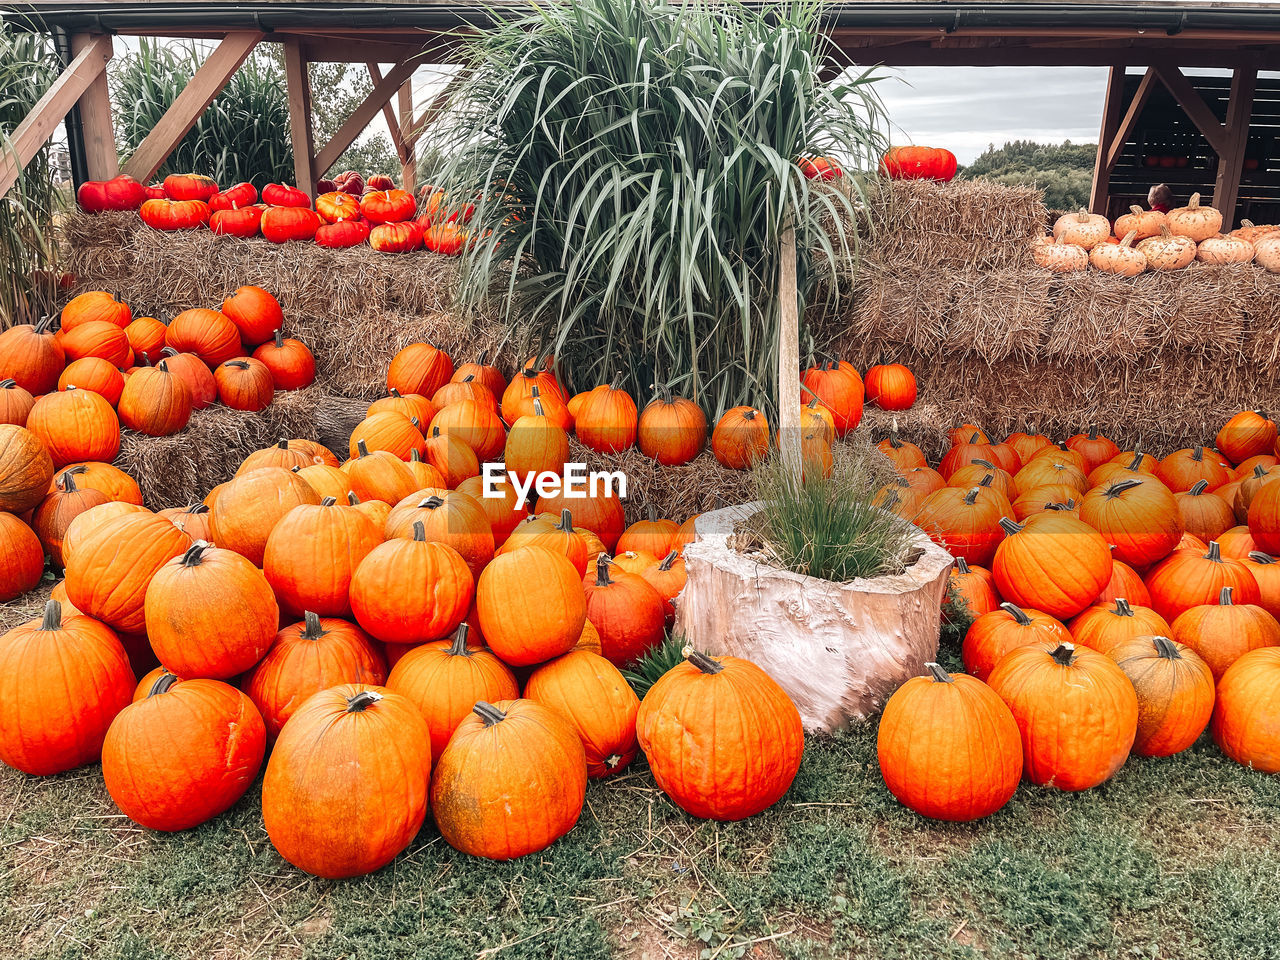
[
  {"x1": 777, "y1": 224, "x2": 801, "y2": 482},
  {"x1": 1213, "y1": 64, "x2": 1258, "y2": 225},
  {"x1": 0, "y1": 33, "x2": 112, "y2": 198},
  {"x1": 121, "y1": 31, "x2": 263, "y2": 183},
  {"x1": 367, "y1": 64, "x2": 408, "y2": 164},
  {"x1": 70, "y1": 33, "x2": 117, "y2": 181},
  {"x1": 1090, "y1": 65, "x2": 1126, "y2": 215},
  {"x1": 1151, "y1": 63, "x2": 1227, "y2": 156},
  {"x1": 408, "y1": 70, "x2": 468, "y2": 142},
  {"x1": 396, "y1": 77, "x2": 416, "y2": 192},
  {"x1": 314, "y1": 57, "x2": 421, "y2": 178},
  {"x1": 284, "y1": 39, "x2": 317, "y2": 195},
  {"x1": 1105, "y1": 67, "x2": 1157, "y2": 172}
]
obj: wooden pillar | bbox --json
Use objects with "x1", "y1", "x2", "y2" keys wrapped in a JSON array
[
  {"x1": 284, "y1": 39, "x2": 317, "y2": 194},
  {"x1": 777, "y1": 224, "x2": 801, "y2": 482},
  {"x1": 121, "y1": 31, "x2": 263, "y2": 183},
  {"x1": 1089, "y1": 66, "x2": 1125, "y2": 215},
  {"x1": 1213, "y1": 64, "x2": 1257, "y2": 224},
  {"x1": 398, "y1": 78, "x2": 416, "y2": 192},
  {"x1": 70, "y1": 33, "x2": 117, "y2": 181},
  {"x1": 0, "y1": 33, "x2": 112, "y2": 198}
]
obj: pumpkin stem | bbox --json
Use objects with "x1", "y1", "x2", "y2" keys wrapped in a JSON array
[
  {"x1": 1189, "y1": 479, "x2": 1209, "y2": 495},
  {"x1": 179, "y1": 540, "x2": 211, "y2": 566},
  {"x1": 556, "y1": 509, "x2": 574, "y2": 533},
  {"x1": 1000, "y1": 602, "x2": 1033, "y2": 626},
  {"x1": 1104, "y1": 478, "x2": 1144, "y2": 498},
  {"x1": 0, "y1": 378, "x2": 14, "y2": 389},
  {"x1": 224, "y1": 360, "x2": 249, "y2": 370},
  {"x1": 1087, "y1": 425, "x2": 1099, "y2": 440},
  {"x1": 888, "y1": 431, "x2": 902, "y2": 449},
  {"x1": 356, "y1": 439, "x2": 371, "y2": 457},
  {"x1": 58, "y1": 470, "x2": 78, "y2": 492},
  {"x1": 344, "y1": 690, "x2": 382, "y2": 713},
  {"x1": 410, "y1": 448, "x2": 423, "y2": 463},
  {"x1": 1152, "y1": 636, "x2": 1182, "y2": 660},
  {"x1": 1112, "y1": 598, "x2": 1134, "y2": 617},
  {"x1": 347, "y1": 492, "x2": 362, "y2": 505},
  {"x1": 968, "y1": 431, "x2": 980, "y2": 443},
  {"x1": 1192, "y1": 446, "x2": 1204, "y2": 462},
  {"x1": 972, "y1": 458, "x2": 995, "y2": 469},
  {"x1": 532, "y1": 396, "x2": 545, "y2": 417},
  {"x1": 1045, "y1": 500, "x2": 1076, "y2": 511},
  {"x1": 955, "y1": 558, "x2": 971, "y2": 574},
  {"x1": 320, "y1": 496, "x2": 337, "y2": 507},
  {"x1": 39, "y1": 599, "x2": 62, "y2": 631},
  {"x1": 184, "y1": 503, "x2": 209, "y2": 515},
  {"x1": 998, "y1": 517, "x2": 1023, "y2": 536},
  {"x1": 412, "y1": 520, "x2": 427, "y2": 541},
  {"x1": 1254, "y1": 464, "x2": 1268, "y2": 479},
  {"x1": 419, "y1": 495, "x2": 444, "y2": 509},
  {"x1": 389, "y1": 387, "x2": 402, "y2": 398},
  {"x1": 1248, "y1": 552, "x2": 1276, "y2": 565},
  {"x1": 682, "y1": 646, "x2": 724, "y2": 674},
  {"x1": 477, "y1": 349, "x2": 489, "y2": 366},
  {"x1": 925, "y1": 662, "x2": 953, "y2": 683},
  {"x1": 148, "y1": 672, "x2": 180, "y2": 697},
  {"x1": 1204, "y1": 541, "x2": 1223, "y2": 563},
  {"x1": 742, "y1": 409, "x2": 757, "y2": 421},
  {"x1": 594, "y1": 554, "x2": 614, "y2": 586},
  {"x1": 1219, "y1": 586, "x2": 1234, "y2": 605},
  {"x1": 658, "y1": 549, "x2": 678, "y2": 571},
  {"x1": 300, "y1": 611, "x2": 328, "y2": 640},
  {"x1": 1048, "y1": 643, "x2": 1076, "y2": 666},
  {"x1": 472, "y1": 700, "x2": 507, "y2": 726},
  {"x1": 963, "y1": 487, "x2": 981, "y2": 506},
  {"x1": 977, "y1": 474, "x2": 994, "y2": 488},
  {"x1": 449, "y1": 622, "x2": 471, "y2": 656},
  {"x1": 273, "y1": 329, "x2": 284, "y2": 349},
  {"x1": 35, "y1": 316, "x2": 53, "y2": 335}
]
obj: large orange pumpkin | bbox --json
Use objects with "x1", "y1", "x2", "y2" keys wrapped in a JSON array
[
  {"x1": 505, "y1": 396, "x2": 570, "y2": 482},
  {"x1": 117, "y1": 360, "x2": 193, "y2": 436},
  {"x1": 32, "y1": 468, "x2": 109, "y2": 569},
  {"x1": 988, "y1": 641, "x2": 1137, "y2": 790},
  {"x1": 961, "y1": 602, "x2": 1072, "y2": 682},
  {"x1": 57, "y1": 356, "x2": 123, "y2": 406},
  {"x1": 348, "y1": 411, "x2": 426, "y2": 461},
  {"x1": 385, "y1": 491, "x2": 493, "y2": 578},
  {"x1": 1067, "y1": 598, "x2": 1171, "y2": 656},
  {"x1": 582, "y1": 556, "x2": 666, "y2": 666},
  {"x1": 0, "y1": 317, "x2": 64, "y2": 395},
  {"x1": 208, "y1": 467, "x2": 321, "y2": 567},
  {"x1": 637, "y1": 648, "x2": 804, "y2": 820},
  {"x1": 638, "y1": 386, "x2": 706, "y2": 466},
  {"x1": 1170, "y1": 585, "x2": 1280, "y2": 680},
  {"x1": 145, "y1": 541, "x2": 279, "y2": 679},
  {"x1": 243, "y1": 611, "x2": 387, "y2": 740},
  {"x1": 0, "y1": 424, "x2": 53, "y2": 514},
  {"x1": 877, "y1": 663, "x2": 1022, "y2": 821},
  {"x1": 263, "y1": 685, "x2": 432, "y2": 877},
  {"x1": 525, "y1": 650, "x2": 640, "y2": 778},
  {"x1": 1217, "y1": 410, "x2": 1278, "y2": 466},
  {"x1": 1079, "y1": 477, "x2": 1183, "y2": 567},
  {"x1": 263, "y1": 498, "x2": 383, "y2": 617},
  {"x1": 915, "y1": 485, "x2": 1011, "y2": 567},
  {"x1": 342, "y1": 440, "x2": 418, "y2": 504},
  {"x1": 991, "y1": 513, "x2": 1112, "y2": 619},
  {"x1": 27, "y1": 386, "x2": 120, "y2": 468},
  {"x1": 1212, "y1": 647, "x2": 1280, "y2": 772},
  {"x1": 1145, "y1": 541, "x2": 1261, "y2": 622},
  {"x1": 431, "y1": 698, "x2": 586, "y2": 859},
  {"x1": 101, "y1": 676, "x2": 265, "y2": 830},
  {"x1": 0, "y1": 600, "x2": 134, "y2": 775},
  {"x1": 575, "y1": 380, "x2": 638, "y2": 454},
  {"x1": 711, "y1": 406, "x2": 770, "y2": 470},
  {"x1": 1107, "y1": 635, "x2": 1213, "y2": 757},
  {"x1": 387, "y1": 342, "x2": 453, "y2": 399},
  {"x1": 165, "y1": 308, "x2": 243, "y2": 367},
  {"x1": 1175, "y1": 480, "x2": 1236, "y2": 543},
  {"x1": 477, "y1": 545, "x2": 586, "y2": 666}
]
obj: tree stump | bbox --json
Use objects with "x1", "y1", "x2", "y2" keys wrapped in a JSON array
[{"x1": 673, "y1": 502, "x2": 953, "y2": 732}]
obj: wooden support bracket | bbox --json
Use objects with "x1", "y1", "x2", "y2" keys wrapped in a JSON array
[{"x1": 314, "y1": 57, "x2": 421, "y2": 177}]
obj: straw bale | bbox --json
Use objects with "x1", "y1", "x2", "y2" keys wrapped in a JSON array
[
  {"x1": 1240, "y1": 267, "x2": 1280, "y2": 369},
  {"x1": 829, "y1": 259, "x2": 960, "y2": 357},
  {"x1": 116, "y1": 387, "x2": 361, "y2": 509}
]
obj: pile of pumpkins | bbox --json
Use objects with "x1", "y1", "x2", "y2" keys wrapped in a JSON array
[
  {"x1": 0, "y1": 344, "x2": 818, "y2": 877},
  {"x1": 0, "y1": 287, "x2": 314, "y2": 453},
  {"x1": 873, "y1": 409, "x2": 1280, "y2": 821},
  {"x1": 75, "y1": 172, "x2": 472, "y2": 255},
  {"x1": 1033, "y1": 194, "x2": 1280, "y2": 275}
]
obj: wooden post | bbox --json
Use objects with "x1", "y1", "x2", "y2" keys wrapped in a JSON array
[
  {"x1": 1089, "y1": 66, "x2": 1125, "y2": 215},
  {"x1": 1213, "y1": 64, "x2": 1257, "y2": 223},
  {"x1": 120, "y1": 31, "x2": 263, "y2": 184},
  {"x1": 1102, "y1": 68, "x2": 1157, "y2": 175},
  {"x1": 0, "y1": 33, "x2": 112, "y2": 198},
  {"x1": 777, "y1": 223, "x2": 801, "y2": 481},
  {"x1": 398, "y1": 78, "x2": 416, "y2": 192},
  {"x1": 70, "y1": 33, "x2": 117, "y2": 181},
  {"x1": 284, "y1": 39, "x2": 317, "y2": 194}
]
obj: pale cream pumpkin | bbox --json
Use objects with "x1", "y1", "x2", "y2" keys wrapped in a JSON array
[
  {"x1": 1113, "y1": 205, "x2": 1166, "y2": 242},
  {"x1": 1229, "y1": 220, "x2": 1280, "y2": 245},
  {"x1": 1033, "y1": 239, "x2": 1089, "y2": 273},
  {"x1": 1255, "y1": 234, "x2": 1280, "y2": 273},
  {"x1": 1166, "y1": 193, "x2": 1223, "y2": 242},
  {"x1": 1053, "y1": 208, "x2": 1111, "y2": 250},
  {"x1": 1196, "y1": 234, "x2": 1255, "y2": 265},
  {"x1": 1090, "y1": 230, "x2": 1147, "y2": 276},
  {"x1": 1137, "y1": 226, "x2": 1196, "y2": 271}
]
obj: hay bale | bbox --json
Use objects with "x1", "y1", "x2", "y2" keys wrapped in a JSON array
[
  {"x1": 1242, "y1": 268, "x2": 1280, "y2": 368},
  {"x1": 116, "y1": 387, "x2": 358, "y2": 508}
]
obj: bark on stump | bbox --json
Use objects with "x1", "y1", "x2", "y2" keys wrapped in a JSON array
[{"x1": 673, "y1": 502, "x2": 953, "y2": 733}]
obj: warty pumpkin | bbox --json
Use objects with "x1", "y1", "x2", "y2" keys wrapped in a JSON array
[
  {"x1": 1137, "y1": 226, "x2": 1197, "y2": 270},
  {"x1": 431, "y1": 699, "x2": 586, "y2": 859},
  {"x1": 1197, "y1": 234, "x2": 1254, "y2": 264},
  {"x1": 1053, "y1": 208, "x2": 1110, "y2": 249},
  {"x1": 1212, "y1": 648, "x2": 1280, "y2": 773},
  {"x1": 101, "y1": 676, "x2": 265, "y2": 831},
  {"x1": 1170, "y1": 585, "x2": 1280, "y2": 681},
  {"x1": 988, "y1": 641, "x2": 1137, "y2": 791},
  {"x1": 263, "y1": 685, "x2": 432, "y2": 878},
  {"x1": 877, "y1": 663, "x2": 1022, "y2": 821},
  {"x1": 1107, "y1": 635, "x2": 1214, "y2": 757},
  {"x1": 1032, "y1": 238, "x2": 1088, "y2": 272},
  {"x1": 1113, "y1": 205, "x2": 1166, "y2": 241},
  {"x1": 1166, "y1": 192, "x2": 1223, "y2": 242},
  {"x1": 244, "y1": 611, "x2": 387, "y2": 740},
  {"x1": 263, "y1": 497, "x2": 384, "y2": 617},
  {"x1": 145, "y1": 541, "x2": 279, "y2": 679},
  {"x1": 636, "y1": 648, "x2": 804, "y2": 820},
  {"x1": 0, "y1": 600, "x2": 134, "y2": 775}
]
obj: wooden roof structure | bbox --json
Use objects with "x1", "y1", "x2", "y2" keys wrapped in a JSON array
[{"x1": 3, "y1": 1, "x2": 1280, "y2": 218}]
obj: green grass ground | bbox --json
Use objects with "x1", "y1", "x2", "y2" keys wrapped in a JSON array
[{"x1": 2, "y1": 593, "x2": 1279, "y2": 960}]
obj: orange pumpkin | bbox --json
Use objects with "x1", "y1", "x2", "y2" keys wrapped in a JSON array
[
  {"x1": 1067, "y1": 598, "x2": 1171, "y2": 656},
  {"x1": 638, "y1": 386, "x2": 706, "y2": 465},
  {"x1": 575, "y1": 380, "x2": 638, "y2": 454},
  {"x1": 1107, "y1": 635, "x2": 1214, "y2": 757},
  {"x1": 991, "y1": 513, "x2": 1112, "y2": 619},
  {"x1": 915, "y1": 485, "x2": 1011, "y2": 567},
  {"x1": 208, "y1": 467, "x2": 321, "y2": 567},
  {"x1": 525, "y1": 649, "x2": 640, "y2": 778},
  {"x1": 1175, "y1": 480, "x2": 1236, "y2": 543},
  {"x1": 1212, "y1": 648, "x2": 1280, "y2": 773},
  {"x1": 1217, "y1": 410, "x2": 1278, "y2": 466},
  {"x1": 387, "y1": 342, "x2": 453, "y2": 399},
  {"x1": 582, "y1": 555, "x2": 666, "y2": 666},
  {"x1": 342, "y1": 439, "x2": 419, "y2": 504},
  {"x1": 27, "y1": 386, "x2": 120, "y2": 468},
  {"x1": 263, "y1": 498, "x2": 384, "y2": 618},
  {"x1": 1170, "y1": 585, "x2": 1280, "y2": 680},
  {"x1": 33, "y1": 468, "x2": 110, "y2": 569},
  {"x1": 1079, "y1": 477, "x2": 1183, "y2": 568},
  {"x1": 1145, "y1": 541, "x2": 1261, "y2": 623},
  {"x1": 961, "y1": 602, "x2": 1072, "y2": 682},
  {"x1": 477, "y1": 545, "x2": 586, "y2": 665}
]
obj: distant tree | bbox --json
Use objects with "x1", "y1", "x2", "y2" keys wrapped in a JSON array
[{"x1": 959, "y1": 140, "x2": 1097, "y2": 211}]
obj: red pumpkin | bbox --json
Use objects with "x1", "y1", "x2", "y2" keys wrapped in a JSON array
[
  {"x1": 208, "y1": 182, "x2": 257, "y2": 211},
  {"x1": 260, "y1": 206, "x2": 321, "y2": 243},
  {"x1": 262, "y1": 685, "x2": 432, "y2": 878},
  {"x1": 316, "y1": 219, "x2": 370, "y2": 248},
  {"x1": 880, "y1": 146, "x2": 958, "y2": 182},
  {"x1": 101, "y1": 676, "x2": 266, "y2": 830},
  {"x1": 220, "y1": 286, "x2": 282, "y2": 346},
  {"x1": 988, "y1": 641, "x2": 1138, "y2": 791},
  {"x1": 215, "y1": 358, "x2": 274, "y2": 411},
  {"x1": 877, "y1": 663, "x2": 1021, "y2": 821},
  {"x1": 360, "y1": 189, "x2": 417, "y2": 224},
  {"x1": 209, "y1": 203, "x2": 263, "y2": 238},
  {"x1": 261, "y1": 183, "x2": 311, "y2": 208},
  {"x1": 798, "y1": 156, "x2": 842, "y2": 180},
  {"x1": 251, "y1": 330, "x2": 315, "y2": 391},
  {"x1": 162, "y1": 174, "x2": 218, "y2": 202},
  {"x1": 369, "y1": 220, "x2": 424, "y2": 253},
  {"x1": 139, "y1": 198, "x2": 209, "y2": 230},
  {"x1": 864, "y1": 363, "x2": 917, "y2": 411},
  {"x1": 159, "y1": 349, "x2": 217, "y2": 409},
  {"x1": 0, "y1": 600, "x2": 135, "y2": 775},
  {"x1": 77, "y1": 174, "x2": 146, "y2": 212},
  {"x1": 423, "y1": 222, "x2": 466, "y2": 255},
  {"x1": 800, "y1": 361, "x2": 863, "y2": 436},
  {"x1": 582, "y1": 556, "x2": 665, "y2": 666}
]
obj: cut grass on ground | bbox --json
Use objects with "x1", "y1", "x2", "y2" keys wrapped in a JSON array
[{"x1": 1, "y1": 607, "x2": 1279, "y2": 959}]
